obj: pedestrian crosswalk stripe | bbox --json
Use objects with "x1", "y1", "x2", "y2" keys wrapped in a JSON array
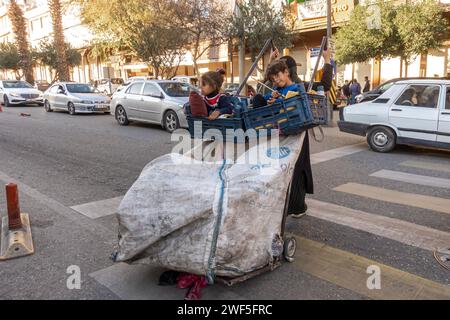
[
  {"x1": 334, "y1": 183, "x2": 450, "y2": 215},
  {"x1": 70, "y1": 196, "x2": 123, "y2": 219},
  {"x1": 311, "y1": 143, "x2": 367, "y2": 165},
  {"x1": 294, "y1": 237, "x2": 450, "y2": 300},
  {"x1": 370, "y1": 169, "x2": 450, "y2": 189},
  {"x1": 307, "y1": 199, "x2": 450, "y2": 251},
  {"x1": 89, "y1": 262, "x2": 243, "y2": 300},
  {"x1": 401, "y1": 160, "x2": 450, "y2": 174},
  {"x1": 89, "y1": 236, "x2": 450, "y2": 300}
]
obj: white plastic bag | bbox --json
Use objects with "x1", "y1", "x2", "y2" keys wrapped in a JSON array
[{"x1": 115, "y1": 133, "x2": 306, "y2": 280}]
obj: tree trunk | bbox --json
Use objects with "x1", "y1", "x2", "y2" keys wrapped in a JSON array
[
  {"x1": 238, "y1": 37, "x2": 246, "y2": 93},
  {"x1": 193, "y1": 59, "x2": 200, "y2": 77},
  {"x1": 7, "y1": 0, "x2": 34, "y2": 84},
  {"x1": 49, "y1": 0, "x2": 70, "y2": 81}
]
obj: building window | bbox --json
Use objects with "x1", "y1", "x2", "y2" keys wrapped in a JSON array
[{"x1": 208, "y1": 44, "x2": 220, "y2": 60}]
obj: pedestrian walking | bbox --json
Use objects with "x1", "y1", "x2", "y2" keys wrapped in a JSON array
[
  {"x1": 349, "y1": 79, "x2": 361, "y2": 104},
  {"x1": 342, "y1": 80, "x2": 351, "y2": 105},
  {"x1": 363, "y1": 76, "x2": 371, "y2": 93}
]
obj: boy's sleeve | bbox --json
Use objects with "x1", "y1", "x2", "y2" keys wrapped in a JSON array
[
  {"x1": 320, "y1": 63, "x2": 333, "y2": 92},
  {"x1": 263, "y1": 92, "x2": 272, "y2": 101},
  {"x1": 218, "y1": 95, "x2": 234, "y2": 115}
]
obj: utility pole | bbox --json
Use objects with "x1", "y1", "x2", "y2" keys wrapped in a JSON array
[
  {"x1": 326, "y1": 0, "x2": 332, "y2": 39},
  {"x1": 235, "y1": 0, "x2": 246, "y2": 92},
  {"x1": 326, "y1": 0, "x2": 334, "y2": 124}
]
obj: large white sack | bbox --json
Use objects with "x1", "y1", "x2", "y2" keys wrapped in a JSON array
[{"x1": 115, "y1": 133, "x2": 306, "y2": 281}]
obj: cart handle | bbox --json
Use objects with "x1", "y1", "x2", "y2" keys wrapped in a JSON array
[
  {"x1": 236, "y1": 38, "x2": 275, "y2": 96},
  {"x1": 308, "y1": 37, "x2": 327, "y2": 92}
]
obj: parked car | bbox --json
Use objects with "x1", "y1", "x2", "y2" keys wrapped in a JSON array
[
  {"x1": 338, "y1": 79, "x2": 450, "y2": 152},
  {"x1": 96, "y1": 78, "x2": 124, "y2": 95},
  {"x1": 111, "y1": 80, "x2": 195, "y2": 132},
  {"x1": 33, "y1": 80, "x2": 50, "y2": 92},
  {"x1": 43, "y1": 82, "x2": 111, "y2": 115},
  {"x1": 355, "y1": 77, "x2": 450, "y2": 104},
  {"x1": 115, "y1": 76, "x2": 154, "y2": 93},
  {"x1": 171, "y1": 76, "x2": 199, "y2": 87},
  {"x1": 0, "y1": 80, "x2": 44, "y2": 107},
  {"x1": 224, "y1": 83, "x2": 239, "y2": 95}
]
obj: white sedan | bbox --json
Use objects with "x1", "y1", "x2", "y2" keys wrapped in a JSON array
[
  {"x1": 0, "y1": 80, "x2": 44, "y2": 107},
  {"x1": 338, "y1": 79, "x2": 450, "y2": 152}
]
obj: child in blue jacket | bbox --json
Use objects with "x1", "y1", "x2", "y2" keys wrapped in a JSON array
[{"x1": 253, "y1": 60, "x2": 301, "y2": 108}]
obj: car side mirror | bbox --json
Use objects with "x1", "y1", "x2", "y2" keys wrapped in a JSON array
[{"x1": 57, "y1": 89, "x2": 65, "y2": 94}]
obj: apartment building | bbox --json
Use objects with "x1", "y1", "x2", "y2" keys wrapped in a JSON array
[{"x1": 1, "y1": 0, "x2": 450, "y2": 88}]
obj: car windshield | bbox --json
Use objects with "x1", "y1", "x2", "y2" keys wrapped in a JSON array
[
  {"x1": 379, "y1": 82, "x2": 394, "y2": 93},
  {"x1": 66, "y1": 84, "x2": 97, "y2": 93},
  {"x1": 111, "y1": 78, "x2": 124, "y2": 85},
  {"x1": 3, "y1": 81, "x2": 33, "y2": 89},
  {"x1": 159, "y1": 82, "x2": 195, "y2": 97}
]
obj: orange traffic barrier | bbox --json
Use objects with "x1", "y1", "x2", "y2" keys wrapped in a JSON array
[{"x1": 6, "y1": 183, "x2": 22, "y2": 229}]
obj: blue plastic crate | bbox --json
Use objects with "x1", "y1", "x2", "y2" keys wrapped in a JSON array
[
  {"x1": 184, "y1": 98, "x2": 246, "y2": 142},
  {"x1": 308, "y1": 93, "x2": 328, "y2": 125},
  {"x1": 243, "y1": 90, "x2": 315, "y2": 136}
]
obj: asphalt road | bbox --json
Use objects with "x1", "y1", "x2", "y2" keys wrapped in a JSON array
[{"x1": 0, "y1": 105, "x2": 448, "y2": 300}]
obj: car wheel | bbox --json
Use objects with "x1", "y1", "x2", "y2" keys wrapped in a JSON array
[
  {"x1": 44, "y1": 100, "x2": 53, "y2": 112},
  {"x1": 367, "y1": 126, "x2": 396, "y2": 153},
  {"x1": 68, "y1": 102, "x2": 76, "y2": 115},
  {"x1": 115, "y1": 105, "x2": 129, "y2": 126},
  {"x1": 164, "y1": 110, "x2": 179, "y2": 133},
  {"x1": 4, "y1": 95, "x2": 10, "y2": 108}
]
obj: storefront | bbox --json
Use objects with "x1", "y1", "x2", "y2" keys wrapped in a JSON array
[
  {"x1": 288, "y1": 0, "x2": 450, "y2": 90},
  {"x1": 285, "y1": 0, "x2": 354, "y2": 84}
]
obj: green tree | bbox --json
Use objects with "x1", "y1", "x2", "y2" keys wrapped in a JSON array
[
  {"x1": 35, "y1": 40, "x2": 81, "y2": 83},
  {"x1": 395, "y1": 0, "x2": 448, "y2": 63},
  {"x1": 0, "y1": 43, "x2": 21, "y2": 79},
  {"x1": 335, "y1": 0, "x2": 448, "y2": 65},
  {"x1": 7, "y1": 0, "x2": 34, "y2": 83},
  {"x1": 74, "y1": 0, "x2": 186, "y2": 79},
  {"x1": 229, "y1": 0, "x2": 294, "y2": 61},
  {"x1": 48, "y1": 0, "x2": 71, "y2": 81},
  {"x1": 169, "y1": 0, "x2": 231, "y2": 75}
]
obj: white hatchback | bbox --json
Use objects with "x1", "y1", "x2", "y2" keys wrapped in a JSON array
[{"x1": 338, "y1": 79, "x2": 450, "y2": 152}]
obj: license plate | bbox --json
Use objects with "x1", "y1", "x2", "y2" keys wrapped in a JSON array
[{"x1": 95, "y1": 105, "x2": 108, "y2": 110}]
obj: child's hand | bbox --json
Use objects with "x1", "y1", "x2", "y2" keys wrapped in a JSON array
[
  {"x1": 270, "y1": 48, "x2": 280, "y2": 61},
  {"x1": 323, "y1": 48, "x2": 331, "y2": 64},
  {"x1": 267, "y1": 97, "x2": 276, "y2": 105},
  {"x1": 208, "y1": 110, "x2": 221, "y2": 120}
]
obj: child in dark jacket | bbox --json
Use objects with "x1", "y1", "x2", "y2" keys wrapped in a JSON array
[{"x1": 189, "y1": 69, "x2": 234, "y2": 120}]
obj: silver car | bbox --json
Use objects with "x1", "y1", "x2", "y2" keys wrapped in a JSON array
[
  {"x1": 111, "y1": 80, "x2": 195, "y2": 132},
  {"x1": 43, "y1": 82, "x2": 111, "y2": 115},
  {"x1": 0, "y1": 80, "x2": 44, "y2": 107},
  {"x1": 97, "y1": 78, "x2": 124, "y2": 95}
]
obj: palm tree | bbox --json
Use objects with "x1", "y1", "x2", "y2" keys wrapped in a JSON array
[
  {"x1": 7, "y1": 0, "x2": 34, "y2": 83},
  {"x1": 48, "y1": 0, "x2": 70, "y2": 81}
]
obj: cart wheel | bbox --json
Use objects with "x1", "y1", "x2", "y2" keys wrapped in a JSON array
[{"x1": 283, "y1": 237, "x2": 297, "y2": 263}]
